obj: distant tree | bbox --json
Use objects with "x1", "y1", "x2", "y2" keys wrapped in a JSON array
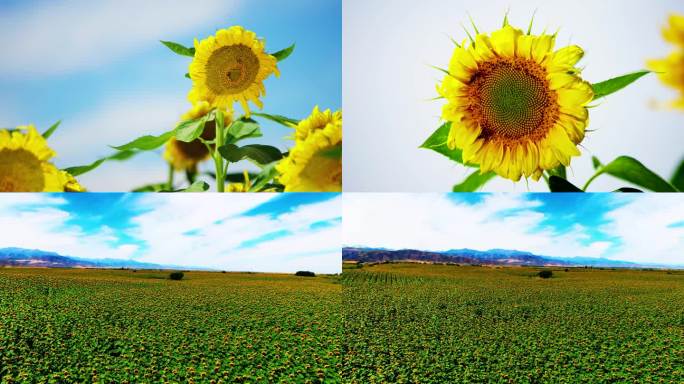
[
  {"x1": 538, "y1": 270, "x2": 553, "y2": 279},
  {"x1": 169, "y1": 271, "x2": 184, "y2": 280},
  {"x1": 295, "y1": 271, "x2": 316, "y2": 277},
  {"x1": 564, "y1": 268, "x2": 570, "y2": 272}
]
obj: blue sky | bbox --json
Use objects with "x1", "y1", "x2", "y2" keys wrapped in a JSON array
[
  {"x1": 0, "y1": 0, "x2": 341, "y2": 191},
  {"x1": 0, "y1": 193, "x2": 342, "y2": 273},
  {"x1": 344, "y1": 193, "x2": 684, "y2": 266}
]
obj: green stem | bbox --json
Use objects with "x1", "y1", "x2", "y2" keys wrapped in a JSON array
[
  {"x1": 215, "y1": 110, "x2": 225, "y2": 192},
  {"x1": 582, "y1": 170, "x2": 604, "y2": 191},
  {"x1": 166, "y1": 164, "x2": 174, "y2": 190}
]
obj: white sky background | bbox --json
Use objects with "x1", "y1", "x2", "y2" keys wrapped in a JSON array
[
  {"x1": 343, "y1": 0, "x2": 684, "y2": 192},
  {"x1": 343, "y1": 193, "x2": 684, "y2": 266},
  {"x1": 0, "y1": 194, "x2": 342, "y2": 274}
]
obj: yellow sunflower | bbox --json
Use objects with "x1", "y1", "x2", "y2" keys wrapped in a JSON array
[
  {"x1": 438, "y1": 20, "x2": 593, "y2": 181},
  {"x1": 164, "y1": 102, "x2": 232, "y2": 172},
  {"x1": 0, "y1": 125, "x2": 84, "y2": 192},
  {"x1": 188, "y1": 26, "x2": 279, "y2": 117},
  {"x1": 647, "y1": 13, "x2": 684, "y2": 110},
  {"x1": 277, "y1": 106, "x2": 342, "y2": 192}
]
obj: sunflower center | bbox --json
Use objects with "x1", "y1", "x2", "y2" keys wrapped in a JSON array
[
  {"x1": 470, "y1": 59, "x2": 557, "y2": 140},
  {"x1": 205, "y1": 45, "x2": 260, "y2": 95},
  {"x1": 0, "y1": 149, "x2": 45, "y2": 191},
  {"x1": 175, "y1": 121, "x2": 217, "y2": 160}
]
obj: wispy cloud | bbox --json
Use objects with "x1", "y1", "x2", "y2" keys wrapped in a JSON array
[
  {"x1": 0, "y1": 193, "x2": 342, "y2": 273},
  {"x1": 343, "y1": 193, "x2": 684, "y2": 266},
  {"x1": 0, "y1": 0, "x2": 238, "y2": 76}
]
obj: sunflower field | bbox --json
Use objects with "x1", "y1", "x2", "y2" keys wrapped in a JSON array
[
  {"x1": 423, "y1": 14, "x2": 684, "y2": 192},
  {"x1": 342, "y1": 263, "x2": 684, "y2": 383},
  {"x1": 0, "y1": 268, "x2": 342, "y2": 383}
]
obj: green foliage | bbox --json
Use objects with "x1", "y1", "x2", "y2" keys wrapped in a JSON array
[
  {"x1": 591, "y1": 70, "x2": 651, "y2": 100},
  {"x1": 180, "y1": 181, "x2": 209, "y2": 192},
  {"x1": 225, "y1": 118, "x2": 262, "y2": 144},
  {"x1": 219, "y1": 144, "x2": 283, "y2": 165},
  {"x1": 342, "y1": 264, "x2": 684, "y2": 383},
  {"x1": 548, "y1": 176, "x2": 583, "y2": 192},
  {"x1": 252, "y1": 112, "x2": 299, "y2": 128},
  {"x1": 41, "y1": 120, "x2": 61, "y2": 139},
  {"x1": 0, "y1": 268, "x2": 340, "y2": 383},
  {"x1": 453, "y1": 171, "x2": 496, "y2": 192},
  {"x1": 420, "y1": 122, "x2": 476, "y2": 167},
  {"x1": 112, "y1": 131, "x2": 175, "y2": 151},
  {"x1": 168, "y1": 271, "x2": 184, "y2": 280},
  {"x1": 318, "y1": 144, "x2": 342, "y2": 159},
  {"x1": 175, "y1": 114, "x2": 210, "y2": 143},
  {"x1": 248, "y1": 162, "x2": 281, "y2": 192},
  {"x1": 63, "y1": 150, "x2": 139, "y2": 177},
  {"x1": 160, "y1": 41, "x2": 195, "y2": 57},
  {"x1": 585, "y1": 156, "x2": 677, "y2": 192},
  {"x1": 271, "y1": 44, "x2": 296, "y2": 62},
  {"x1": 672, "y1": 158, "x2": 684, "y2": 192}
]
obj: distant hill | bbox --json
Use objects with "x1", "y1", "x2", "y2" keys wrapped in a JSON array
[
  {"x1": 0, "y1": 247, "x2": 185, "y2": 270},
  {"x1": 343, "y1": 247, "x2": 658, "y2": 268}
]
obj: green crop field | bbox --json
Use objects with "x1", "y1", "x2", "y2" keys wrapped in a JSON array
[
  {"x1": 342, "y1": 263, "x2": 684, "y2": 384},
  {"x1": 0, "y1": 268, "x2": 341, "y2": 383}
]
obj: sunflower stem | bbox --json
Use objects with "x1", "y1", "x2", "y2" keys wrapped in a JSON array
[
  {"x1": 215, "y1": 110, "x2": 226, "y2": 192},
  {"x1": 582, "y1": 171, "x2": 603, "y2": 191},
  {"x1": 166, "y1": 164, "x2": 175, "y2": 190}
]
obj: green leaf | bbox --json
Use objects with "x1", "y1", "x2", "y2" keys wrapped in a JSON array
[
  {"x1": 420, "y1": 122, "x2": 477, "y2": 167},
  {"x1": 42, "y1": 120, "x2": 61, "y2": 139},
  {"x1": 249, "y1": 162, "x2": 279, "y2": 192},
  {"x1": 225, "y1": 118, "x2": 262, "y2": 144},
  {"x1": 591, "y1": 70, "x2": 651, "y2": 100},
  {"x1": 586, "y1": 156, "x2": 676, "y2": 192},
  {"x1": 671, "y1": 158, "x2": 684, "y2": 192},
  {"x1": 452, "y1": 171, "x2": 496, "y2": 192},
  {"x1": 112, "y1": 130, "x2": 174, "y2": 151},
  {"x1": 271, "y1": 43, "x2": 295, "y2": 62},
  {"x1": 549, "y1": 176, "x2": 583, "y2": 192},
  {"x1": 548, "y1": 165, "x2": 566, "y2": 179},
  {"x1": 184, "y1": 73, "x2": 190, "y2": 79},
  {"x1": 63, "y1": 150, "x2": 138, "y2": 177},
  {"x1": 131, "y1": 182, "x2": 168, "y2": 192},
  {"x1": 181, "y1": 181, "x2": 209, "y2": 192},
  {"x1": 225, "y1": 172, "x2": 258, "y2": 183},
  {"x1": 252, "y1": 112, "x2": 299, "y2": 128},
  {"x1": 614, "y1": 187, "x2": 643, "y2": 193},
  {"x1": 175, "y1": 115, "x2": 208, "y2": 143},
  {"x1": 318, "y1": 144, "x2": 342, "y2": 159},
  {"x1": 591, "y1": 156, "x2": 603, "y2": 170},
  {"x1": 219, "y1": 144, "x2": 283, "y2": 165},
  {"x1": 160, "y1": 41, "x2": 195, "y2": 57}
]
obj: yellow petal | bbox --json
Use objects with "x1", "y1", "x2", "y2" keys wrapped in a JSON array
[
  {"x1": 557, "y1": 82, "x2": 593, "y2": 107},
  {"x1": 531, "y1": 34, "x2": 555, "y2": 62},
  {"x1": 473, "y1": 34, "x2": 496, "y2": 61},
  {"x1": 548, "y1": 73, "x2": 579, "y2": 90},
  {"x1": 547, "y1": 45, "x2": 584, "y2": 72},
  {"x1": 516, "y1": 34, "x2": 535, "y2": 59},
  {"x1": 490, "y1": 25, "x2": 522, "y2": 57}
]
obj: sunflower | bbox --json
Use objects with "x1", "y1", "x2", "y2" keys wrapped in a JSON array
[
  {"x1": 0, "y1": 125, "x2": 83, "y2": 192},
  {"x1": 188, "y1": 26, "x2": 279, "y2": 117},
  {"x1": 164, "y1": 102, "x2": 232, "y2": 172},
  {"x1": 277, "y1": 106, "x2": 342, "y2": 192},
  {"x1": 438, "y1": 20, "x2": 593, "y2": 181},
  {"x1": 647, "y1": 13, "x2": 684, "y2": 110}
]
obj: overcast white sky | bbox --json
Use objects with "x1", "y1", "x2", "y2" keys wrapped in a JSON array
[
  {"x1": 343, "y1": 0, "x2": 684, "y2": 192},
  {"x1": 344, "y1": 193, "x2": 684, "y2": 266}
]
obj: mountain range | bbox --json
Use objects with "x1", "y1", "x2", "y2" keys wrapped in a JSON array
[
  {"x1": 0, "y1": 247, "x2": 190, "y2": 270},
  {"x1": 343, "y1": 247, "x2": 670, "y2": 269}
]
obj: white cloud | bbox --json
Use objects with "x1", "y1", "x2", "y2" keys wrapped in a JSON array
[
  {"x1": 0, "y1": 194, "x2": 342, "y2": 274},
  {"x1": 342, "y1": 193, "x2": 682, "y2": 263},
  {"x1": 0, "y1": 0, "x2": 238, "y2": 76},
  {"x1": 600, "y1": 195, "x2": 684, "y2": 265}
]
